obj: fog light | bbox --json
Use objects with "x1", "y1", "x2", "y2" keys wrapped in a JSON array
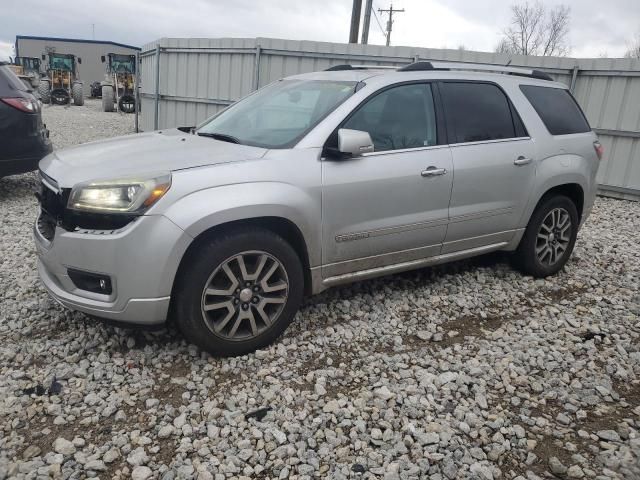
[{"x1": 67, "y1": 269, "x2": 112, "y2": 295}]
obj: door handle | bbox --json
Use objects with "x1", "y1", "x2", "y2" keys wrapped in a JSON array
[
  {"x1": 514, "y1": 156, "x2": 532, "y2": 166},
  {"x1": 421, "y1": 166, "x2": 447, "y2": 177}
]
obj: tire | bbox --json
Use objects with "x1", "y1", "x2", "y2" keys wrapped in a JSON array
[
  {"x1": 514, "y1": 195, "x2": 579, "y2": 277},
  {"x1": 118, "y1": 94, "x2": 136, "y2": 114},
  {"x1": 51, "y1": 88, "x2": 70, "y2": 105},
  {"x1": 38, "y1": 79, "x2": 51, "y2": 104},
  {"x1": 72, "y1": 82, "x2": 84, "y2": 106},
  {"x1": 173, "y1": 227, "x2": 304, "y2": 356},
  {"x1": 101, "y1": 85, "x2": 114, "y2": 112}
]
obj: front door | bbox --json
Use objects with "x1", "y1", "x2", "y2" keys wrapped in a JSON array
[{"x1": 321, "y1": 82, "x2": 453, "y2": 278}]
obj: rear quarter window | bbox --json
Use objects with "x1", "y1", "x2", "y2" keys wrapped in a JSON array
[{"x1": 520, "y1": 85, "x2": 591, "y2": 135}]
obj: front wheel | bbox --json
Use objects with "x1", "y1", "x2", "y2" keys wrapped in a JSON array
[
  {"x1": 173, "y1": 227, "x2": 304, "y2": 356},
  {"x1": 514, "y1": 195, "x2": 579, "y2": 277}
]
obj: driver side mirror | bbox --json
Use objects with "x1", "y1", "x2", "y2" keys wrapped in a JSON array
[
  {"x1": 338, "y1": 128, "x2": 374, "y2": 157},
  {"x1": 77, "y1": 57, "x2": 82, "y2": 64},
  {"x1": 101, "y1": 55, "x2": 105, "y2": 63}
]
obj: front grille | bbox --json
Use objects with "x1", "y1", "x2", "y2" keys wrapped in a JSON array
[
  {"x1": 36, "y1": 213, "x2": 56, "y2": 242},
  {"x1": 36, "y1": 176, "x2": 66, "y2": 242}
]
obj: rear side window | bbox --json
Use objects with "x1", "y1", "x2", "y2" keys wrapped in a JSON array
[
  {"x1": 520, "y1": 85, "x2": 591, "y2": 135},
  {"x1": 440, "y1": 82, "x2": 521, "y2": 143}
]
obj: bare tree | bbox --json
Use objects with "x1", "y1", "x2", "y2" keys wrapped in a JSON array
[
  {"x1": 625, "y1": 33, "x2": 640, "y2": 59},
  {"x1": 497, "y1": 1, "x2": 571, "y2": 56}
]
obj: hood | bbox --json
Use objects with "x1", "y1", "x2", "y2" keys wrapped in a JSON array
[{"x1": 39, "y1": 129, "x2": 268, "y2": 187}]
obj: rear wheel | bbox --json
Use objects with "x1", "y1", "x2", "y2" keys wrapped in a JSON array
[
  {"x1": 514, "y1": 195, "x2": 579, "y2": 277},
  {"x1": 38, "y1": 79, "x2": 51, "y2": 104},
  {"x1": 173, "y1": 227, "x2": 304, "y2": 356},
  {"x1": 72, "y1": 82, "x2": 84, "y2": 106},
  {"x1": 101, "y1": 85, "x2": 114, "y2": 112}
]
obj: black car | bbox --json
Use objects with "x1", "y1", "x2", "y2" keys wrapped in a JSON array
[{"x1": 0, "y1": 62, "x2": 52, "y2": 177}]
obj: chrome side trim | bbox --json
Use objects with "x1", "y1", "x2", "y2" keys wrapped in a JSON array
[
  {"x1": 324, "y1": 243, "x2": 442, "y2": 278},
  {"x1": 334, "y1": 208, "x2": 511, "y2": 244},
  {"x1": 448, "y1": 137, "x2": 531, "y2": 148},
  {"x1": 322, "y1": 242, "x2": 508, "y2": 288},
  {"x1": 335, "y1": 216, "x2": 448, "y2": 242},
  {"x1": 360, "y1": 143, "x2": 450, "y2": 157},
  {"x1": 448, "y1": 207, "x2": 514, "y2": 224}
]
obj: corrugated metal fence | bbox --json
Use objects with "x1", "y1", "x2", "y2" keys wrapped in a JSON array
[{"x1": 140, "y1": 37, "x2": 640, "y2": 200}]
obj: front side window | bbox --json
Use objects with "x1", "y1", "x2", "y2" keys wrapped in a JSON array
[
  {"x1": 197, "y1": 80, "x2": 356, "y2": 148},
  {"x1": 342, "y1": 83, "x2": 438, "y2": 152},
  {"x1": 441, "y1": 82, "x2": 518, "y2": 143}
]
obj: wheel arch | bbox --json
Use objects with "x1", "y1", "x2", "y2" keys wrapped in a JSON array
[
  {"x1": 171, "y1": 216, "x2": 313, "y2": 303},
  {"x1": 533, "y1": 182, "x2": 585, "y2": 223}
]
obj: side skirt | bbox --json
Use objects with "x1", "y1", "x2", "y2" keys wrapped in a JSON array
[{"x1": 311, "y1": 241, "x2": 509, "y2": 293}]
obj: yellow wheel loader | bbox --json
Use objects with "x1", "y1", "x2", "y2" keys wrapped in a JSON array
[
  {"x1": 39, "y1": 53, "x2": 84, "y2": 106},
  {"x1": 100, "y1": 54, "x2": 137, "y2": 113}
]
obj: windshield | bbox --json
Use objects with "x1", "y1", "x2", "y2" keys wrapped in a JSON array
[
  {"x1": 196, "y1": 80, "x2": 357, "y2": 148},
  {"x1": 111, "y1": 55, "x2": 135, "y2": 73},
  {"x1": 50, "y1": 56, "x2": 73, "y2": 71},
  {"x1": 16, "y1": 57, "x2": 39, "y2": 70}
]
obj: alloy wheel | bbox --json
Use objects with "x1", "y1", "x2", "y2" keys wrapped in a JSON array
[
  {"x1": 535, "y1": 207, "x2": 572, "y2": 266},
  {"x1": 200, "y1": 251, "x2": 289, "y2": 341}
]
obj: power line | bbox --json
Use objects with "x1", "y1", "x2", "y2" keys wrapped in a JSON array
[
  {"x1": 378, "y1": 3, "x2": 405, "y2": 46},
  {"x1": 371, "y1": 5, "x2": 387, "y2": 38}
]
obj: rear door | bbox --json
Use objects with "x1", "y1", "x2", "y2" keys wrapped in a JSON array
[
  {"x1": 321, "y1": 82, "x2": 453, "y2": 278},
  {"x1": 440, "y1": 81, "x2": 536, "y2": 253}
]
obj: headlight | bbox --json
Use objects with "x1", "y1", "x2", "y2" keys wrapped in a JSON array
[{"x1": 68, "y1": 173, "x2": 171, "y2": 213}]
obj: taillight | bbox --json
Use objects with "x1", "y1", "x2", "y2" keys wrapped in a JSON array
[
  {"x1": 1, "y1": 97, "x2": 38, "y2": 113},
  {"x1": 593, "y1": 140, "x2": 604, "y2": 161}
]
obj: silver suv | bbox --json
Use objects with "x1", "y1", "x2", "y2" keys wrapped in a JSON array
[{"x1": 34, "y1": 61, "x2": 602, "y2": 355}]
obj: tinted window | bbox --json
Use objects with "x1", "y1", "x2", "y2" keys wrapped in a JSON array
[
  {"x1": 441, "y1": 82, "x2": 518, "y2": 143},
  {"x1": 343, "y1": 83, "x2": 438, "y2": 152},
  {"x1": 0, "y1": 65, "x2": 29, "y2": 94},
  {"x1": 520, "y1": 85, "x2": 591, "y2": 135}
]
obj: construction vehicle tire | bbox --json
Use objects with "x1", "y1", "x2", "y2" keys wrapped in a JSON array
[
  {"x1": 72, "y1": 82, "x2": 84, "y2": 106},
  {"x1": 38, "y1": 79, "x2": 51, "y2": 104},
  {"x1": 102, "y1": 85, "x2": 114, "y2": 112}
]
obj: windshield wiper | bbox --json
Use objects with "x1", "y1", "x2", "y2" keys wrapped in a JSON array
[{"x1": 197, "y1": 132, "x2": 241, "y2": 144}]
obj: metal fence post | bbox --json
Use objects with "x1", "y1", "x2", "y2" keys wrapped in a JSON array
[
  {"x1": 253, "y1": 45, "x2": 262, "y2": 91},
  {"x1": 134, "y1": 51, "x2": 140, "y2": 133},
  {"x1": 570, "y1": 65, "x2": 579, "y2": 94},
  {"x1": 154, "y1": 44, "x2": 161, "y2": 130}
]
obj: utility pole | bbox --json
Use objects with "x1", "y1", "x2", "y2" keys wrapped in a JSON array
[
  {"x1": 92, "y1": 24, "x2": 95, "y2": 40},
  {"x1": 349, "y1": 0, "x2": 363, "y2": 44},
  {"x1": 361, "y1": 0, "x2": 374, "y2": 44},
  {"x1": 378, "y1": 3, "x2": 405, "y2": 46}
]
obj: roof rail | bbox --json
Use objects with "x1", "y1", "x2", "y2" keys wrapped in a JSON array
[
  {"x1": 397, "y1": 61, "x2": 554, "y2": 81},
  {"x1": 324, "y1": 64, "x2": 397, "y2": 71}
]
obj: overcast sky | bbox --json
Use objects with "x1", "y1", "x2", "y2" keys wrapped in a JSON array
[{"x1": 1, "y1": 0, "x2": 638, "y2": 60}]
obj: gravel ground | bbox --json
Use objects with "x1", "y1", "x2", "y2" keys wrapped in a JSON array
[{"x1": 0, "y1": 99, "x2": 639, "y2": 480}]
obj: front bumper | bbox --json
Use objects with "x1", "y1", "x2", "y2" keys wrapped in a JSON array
[{"x1": 34, "y1": 213, "x2": 192, "y2": 325}]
